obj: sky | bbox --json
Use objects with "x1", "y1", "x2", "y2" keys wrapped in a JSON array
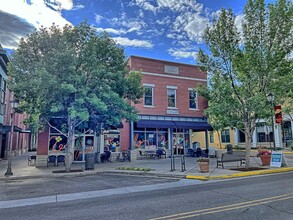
[{"x1": 0, "y1": 0, "x2": 278, "y2": 64}]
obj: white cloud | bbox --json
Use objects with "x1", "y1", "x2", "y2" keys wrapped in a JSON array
[
  {"x1": 2, "y1": 0, "x2": 71, "y2": 29},
  {"x1": 184, "y1": 14, "x2": 209, "y2": 42},
  {"x1": 96, "y1": 28, "x2": 127, "y2": 35},
  {"x1": 157, "y1": 0, "x2": 203, "y2": 13},
  {"x1": 132, "y1": 0, "x2": 157, "y2": 13},
  {"x1": 112, "y1": 37, "x2": 153, "y2": 48},
  {"x1": 95, "y1": 14, "x2": 103, "y2": 24},
  {"x1": 55, "y1": 0, "x2": 73, "y2": 10},
  {"x1": 168, "y1": 48, "x2": 197, "y2": 59},
  {"x1": 132, "y1": 0, "x2": 204, "y2": 13},
  {"x1": 72, "y1": 4, "x2": 85, "y2": 10},
  {"x1": 1, "y1": 0, "x2": 73, "y2": 49},
  {"x1": 96, "y1": 26, "x2": 142, "y2": 35}
]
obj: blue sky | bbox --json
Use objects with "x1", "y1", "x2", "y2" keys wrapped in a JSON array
[{"x1": 0, "y1": 0, "x2": 277, "y2": 64}]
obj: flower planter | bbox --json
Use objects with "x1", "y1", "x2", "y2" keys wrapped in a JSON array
[
  {"x1": 198, "y1": 162, "x2": 209, "y2": 173},
  {"x1": 260, "y1": 155, "x2": 271, "y2": 166}
]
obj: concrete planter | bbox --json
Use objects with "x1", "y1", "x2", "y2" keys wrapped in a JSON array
[{"x1": 198, "y1": 162, "x2": 209, "y2": 173}]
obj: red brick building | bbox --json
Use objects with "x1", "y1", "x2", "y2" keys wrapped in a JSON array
[
  {"x1": 36, "y1": 55, "x2": 211, "y2": 166},
  {"x1": 117, "y1": 56, "x2": 211, "y2": 157},
  {"x1": 0, "y1": 45, "x2": 31, "y2": 160}
]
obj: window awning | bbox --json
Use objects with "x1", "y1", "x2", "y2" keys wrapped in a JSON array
[{"x1": 136, "y1": 120, "x2": 212, "y2": 131}]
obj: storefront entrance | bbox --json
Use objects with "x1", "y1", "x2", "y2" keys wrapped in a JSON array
[{"x1": 173, "y1": 129, "x2": 190, "y2": 155}]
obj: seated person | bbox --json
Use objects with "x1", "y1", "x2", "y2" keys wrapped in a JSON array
[
  {"x1": 195, "y1": 148, "x2": 202, "y2": 157},
  {"x1": 100, "y1": 150, "x2": 111, "y2": 162}
]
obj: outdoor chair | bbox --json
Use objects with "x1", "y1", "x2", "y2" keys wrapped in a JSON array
[
  {"x1": 202, "y1": 149, "x2": 209, "y2": 158},
  {"x1": 195, "y1": 148, "x2": 202, "y2": 157},
  {"x1": 155, "y1": 148, "x2": 167, "y2": 159},
  {"x1": 28, "y1": 155, "x2": 36, "y2": 166},
  {"x1": 161, "y1": 149, "x2": 167, "y2": 158},
  {"x1": 208, "y1": 147, "x2": 216, "y2": 158},
  {"x1": 100, "y1": 151, "x2": 111, "y2": 163},
  {"x1": 47, "y1": 155, "x2": 57, "y2": 167},
  {"x1": 187, "y1": 148, "x2": 195, "y2": 157},
  {"x1": 121, "y1": 150, "x2": 131, "y2": 162},
  {"x1": 138, "y1": 150, "x2": 147, "y2": 160},
  {"x1": 57, "y1": 155, "x2": 65, "y2": 166}
]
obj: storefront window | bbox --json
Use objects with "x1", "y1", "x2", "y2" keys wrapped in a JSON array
[
  {"x1": 104, "y1": 130, "x2": 120, "y2": 152},
  {"x1": 49, "y1": 135, "x2": 67, "y2": 154},
  {"x1": 133, "y1": 127, "x2": 168, "y2": 149},
  {"x1": 74, "y1": 136, "x2": 84, "y2": 161}
]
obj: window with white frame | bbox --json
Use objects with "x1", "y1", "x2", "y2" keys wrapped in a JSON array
[
  {"x1": 189, "y1": 89, "x2": 198, "y2": 109},
  {"x1": 221, "y1": 129, "x2": 230, "y2": 143},
  {"x1": 167, "y1": 87, "x2": 176, "y2": 108},
  {"x1": 143, "y1": 84, "x2": 154, "y2": 106}
]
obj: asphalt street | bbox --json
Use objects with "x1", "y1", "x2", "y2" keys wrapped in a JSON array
[{"x1": 0, "y1": 172, "x2": 293, "y2": 220}]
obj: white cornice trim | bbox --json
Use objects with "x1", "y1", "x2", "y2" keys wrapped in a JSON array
[{"x1": 142, "y1": 71, "x2": 207, "y2": 82}]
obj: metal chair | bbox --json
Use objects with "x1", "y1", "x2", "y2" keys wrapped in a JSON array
[
  {"x1": 57, "y1": 155, "x2": 65, "y2": 166},
  {"x1": 47, "y1": 155, "x2": 57, "y2": 167}
]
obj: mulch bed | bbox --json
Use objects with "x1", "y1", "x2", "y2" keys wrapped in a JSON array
[
  {"x1": 52, "y1": 169, "x2": 84, "y2": 173},
  {"x1": 229, "y1": 167, "x2": 268, "y2": 172}
]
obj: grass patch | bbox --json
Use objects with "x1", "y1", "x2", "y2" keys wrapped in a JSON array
[{"x1": 116, "y1": 167, "x2": 152, "y2": 172}]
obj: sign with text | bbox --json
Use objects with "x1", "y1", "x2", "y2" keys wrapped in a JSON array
[
  {"x1": 270, "y1": 151, "x2": 282, "y2": 167},
  {"x1": 164, "y1": 65, "x2": 179, "y2": 74}
]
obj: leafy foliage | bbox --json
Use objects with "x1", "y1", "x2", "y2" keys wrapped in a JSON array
[
  {"x1": 8, "y1": 22, "x2": 143, "y2": 170},
  {"x1": 197, "y1": 0, "x2": 292, "y2": 167}
]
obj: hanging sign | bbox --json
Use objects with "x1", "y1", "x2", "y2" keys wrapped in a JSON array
[{"x1": 274, "y1": 105, "x2": 282, "y2": 124}]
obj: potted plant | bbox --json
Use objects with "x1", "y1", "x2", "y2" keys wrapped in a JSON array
[
  {"x1": 197, "y1": 157, "x2": 210, "y2": 173},
  {"x1": 257, "y1": 146, "x2": 271, "y2": 166}
]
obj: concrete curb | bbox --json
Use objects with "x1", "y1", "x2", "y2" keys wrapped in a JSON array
[{"x1": 186, "y1": 167, "x2": 293, "y2": 180}]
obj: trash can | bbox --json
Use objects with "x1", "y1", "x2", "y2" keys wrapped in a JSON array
[
  {"x1": 226, "y1": 144, "x2": 233, "y2": 154},
  {"x1": 85, "y1": 153, "x2": 95, "y2": 170}
]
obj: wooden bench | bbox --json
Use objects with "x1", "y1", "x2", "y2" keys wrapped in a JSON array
[{"x1": 216, "y1": 151, "x2": 246, "y2": 168}]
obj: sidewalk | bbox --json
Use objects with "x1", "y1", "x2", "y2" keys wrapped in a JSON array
[{"x1": 0, "y1": 151, "x2": 293, "y2": 181}]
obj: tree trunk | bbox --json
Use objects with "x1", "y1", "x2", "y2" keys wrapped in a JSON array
[
  {"x1": 65, "y1": 116, "x2": 75, "y2": 172},
  {"x1": 244, "y1": 125, "x2": 253, "y2": 168}
]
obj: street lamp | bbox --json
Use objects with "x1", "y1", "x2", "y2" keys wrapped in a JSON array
[
  {"x1": 266, "y1": 92, "x2": 276, "y2": 151},
  {"x1": 5, "y1": 99, "x2": 19, "y2": 176}
]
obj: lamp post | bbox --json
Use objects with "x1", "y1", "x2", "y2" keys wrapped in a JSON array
[
  {"x1": 5, "y1": 99, "x2": 19, "y2": 177},
  {"x1": 266, "y1": 92, "x2": 276, "y2": 151}
]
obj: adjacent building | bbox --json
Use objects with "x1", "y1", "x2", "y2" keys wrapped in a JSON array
[{"x1": 0, "y1": 44, "x2": 31, "y2": 160}]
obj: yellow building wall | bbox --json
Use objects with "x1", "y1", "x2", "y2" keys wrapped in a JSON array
[{"x1": 192, "y1": 129, "x2": 236, "y2": 149}]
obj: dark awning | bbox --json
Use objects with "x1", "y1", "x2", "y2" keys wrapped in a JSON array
[
  {"x1": 137, "y1": 120, "x2": 177, "y2": 128},
  {"x1": 136, "y1": 120, "x2": 212, "y2": 131}
]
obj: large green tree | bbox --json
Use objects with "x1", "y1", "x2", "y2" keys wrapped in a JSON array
[
  {"x1": 9, "y1": 22, "x2": 143, "y2": 171},
  {"x1": 197, "y1": 0, "x2": 293, "y2": 167}
]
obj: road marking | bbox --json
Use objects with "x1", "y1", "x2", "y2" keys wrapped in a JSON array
[
  {"x1": 0, "y1": 179, "x2": 200, "y2": 209},
  {"x1": 150, "y1": 193, "x2": 293, "y2": 220}
]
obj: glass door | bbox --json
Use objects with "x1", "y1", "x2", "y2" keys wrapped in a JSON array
[{"x1": 173, "y1": 129, "x2": 190, "y2": 155}]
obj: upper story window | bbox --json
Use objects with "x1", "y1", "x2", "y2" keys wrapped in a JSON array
[
  {"x1": 189, "y1": 89, "x2": 198, "y2": 109},
  {"x1": 0, "y1": 76, "x2": 5, "y2": 115},
  {"x1": 221, "y1": 129, "x2": 230, "y2": 143},
  {"x1": 167, "y1": 86, "x2": 177, "y2": 108},
  {"x1": 209, "y1": 131, "x2": 214, "y2": 143},
  {"x1": 143, "y1": 84, "x2": 154, "y2": 107}
]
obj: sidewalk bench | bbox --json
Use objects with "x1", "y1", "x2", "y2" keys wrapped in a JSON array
[{"x1": 217, "y1": 151, "x2": 246, "y2": 168}]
